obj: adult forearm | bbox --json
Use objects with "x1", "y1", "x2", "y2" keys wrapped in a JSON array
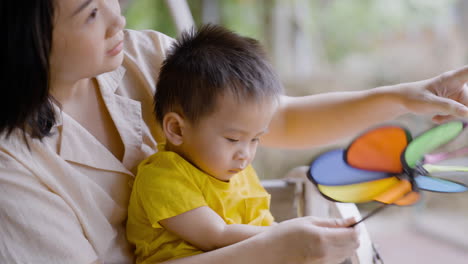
[
  {"x1": 195, "y1": 224, "x2": 270, "y2": 251},
  {"x1": 263, "y1": 84, "x2": 409, "y2": 148},
  {"x1": 162, "y1": 233, "x2": 283, "y2": 264},
  {"x1": 215, "y1": 224, "x2": 270, "y2": 249},
  {"x1": 162, "y1": 216, "x2": 360, "y2": 264}
]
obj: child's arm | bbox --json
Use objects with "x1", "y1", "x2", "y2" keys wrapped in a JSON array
[{"x1": 159, "y1": 206, "x2": 271, "y2": 251}]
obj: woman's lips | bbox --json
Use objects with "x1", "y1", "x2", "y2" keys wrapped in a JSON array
[{"x1": 107, "y1": 41, "x2": 123, "y2": 56}]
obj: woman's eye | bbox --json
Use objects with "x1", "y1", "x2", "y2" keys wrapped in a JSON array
[
  {"x1": 86, "y1": 8, "x2": 98, "y2": 22},
  {"x1": 226, "y1": 138, "x2": 239, "y2": 143},
  {"x1": 251, "y1": 137, "x2": 260, "y2": 143}
]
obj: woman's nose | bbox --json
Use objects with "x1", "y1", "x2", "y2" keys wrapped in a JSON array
[
  {"x1": 105, "y1": 4, "x2": 126, "y2": 39},
  {"x1": 106, "y1": 15, "x2": 126, "y2": 38}
]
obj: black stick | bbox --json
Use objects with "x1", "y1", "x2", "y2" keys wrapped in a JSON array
[{"x1": 349, "y1": 203, "x2": 390, "y2": 228}]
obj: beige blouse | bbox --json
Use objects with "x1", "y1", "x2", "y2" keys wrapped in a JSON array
[{"x1": 0, "y1": 29, "x2": 174, "y2": 264}]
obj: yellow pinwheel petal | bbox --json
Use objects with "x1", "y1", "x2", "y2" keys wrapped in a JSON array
[{"x1": 318, "y1": 177, "x2": 400, "y2": 203}]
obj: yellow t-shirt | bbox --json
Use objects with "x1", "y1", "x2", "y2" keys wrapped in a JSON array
[{"x1": 126, "y1": 150, "x2": 274, "y2": 263}]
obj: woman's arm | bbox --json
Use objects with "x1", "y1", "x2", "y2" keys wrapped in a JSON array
[
  {"x1": 92, "y1": 217, "x2": 358, "y2": 264},
  {"x1": 161, "y1": 217, "x2": 359, "y2": 264},
  {"x1": 159, "y1": 206, "x2": 270, "y2": 251},
  {"x1": 263, "y1": 66, "x2": 468, "y2": 148}
]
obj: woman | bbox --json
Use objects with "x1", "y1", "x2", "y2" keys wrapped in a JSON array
[{"x1": 2, "y1": 0, "x2": 467, "y2": 263}]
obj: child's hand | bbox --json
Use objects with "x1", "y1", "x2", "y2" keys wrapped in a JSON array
[{"x1": 399, "y1": 65, "x2": 468, "y2": 123}]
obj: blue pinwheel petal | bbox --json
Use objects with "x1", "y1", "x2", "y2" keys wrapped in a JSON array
[
  {"x1": 415, "y1": 175, "x2": 468, "y2": 193},
  {"x1": 309, "y1": 149, "x2": 391, "y2": 186}
]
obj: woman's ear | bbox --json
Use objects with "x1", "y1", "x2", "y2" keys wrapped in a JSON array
[{"x1": 162, "y1": 112, "x2": 185, "y2": 146}]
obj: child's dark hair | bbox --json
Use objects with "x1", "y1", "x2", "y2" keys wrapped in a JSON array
[{"x1": 154, "y1": 24, "x2": 283, "y2": 124}]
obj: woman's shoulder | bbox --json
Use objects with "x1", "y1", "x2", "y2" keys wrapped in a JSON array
[
  {"x1": 120, "y1": 29, "x2": 176, "y2": 96},
  {"x1": 0, "y1": 130, "x2": 41, "y2": 158},
  {"x1": 0, "y1": 128, "x2": 60, "y2": 170},
  {"x1": 0, "y1": 132, "x2": 25, "y2": 167},
  {"x1": 123, "y1": 29, "x2": 175, "y2": 64}
]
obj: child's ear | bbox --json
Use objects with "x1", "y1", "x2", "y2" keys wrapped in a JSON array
[{"x1": 162, "y1": 112, "x2": 185, "y2": 146}]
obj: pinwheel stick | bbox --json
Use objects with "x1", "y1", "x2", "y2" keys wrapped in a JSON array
[{"x1": 349, "y1": 203, "x2": 390, "y2": 228}]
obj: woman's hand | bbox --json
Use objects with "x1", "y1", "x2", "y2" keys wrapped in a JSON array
[
  {"x1": 263, "y1": 65, "x2": 468, "y2": 149},
  {"x1": 398, "y1": 65, "x2": 468, "y2": 123},
  {"x1": 260, "y1": 216, "x2": 360, "y2": 264}
]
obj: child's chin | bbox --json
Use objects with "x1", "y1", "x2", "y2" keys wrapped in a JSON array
[{"x1": 215, "y1": 173, "x2": 234, "y2": 182}]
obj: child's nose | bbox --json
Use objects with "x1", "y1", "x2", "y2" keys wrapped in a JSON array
[{"x1": 235, "y1": 148, "x2": 251, "y2": 161}]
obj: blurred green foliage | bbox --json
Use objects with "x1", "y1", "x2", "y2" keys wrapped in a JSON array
[
  {"x1": 217, "y1": 0, "x2": 266, "y2": 41},
  {"x1": 124, "y1": 0, "x2": 266, "y2": 40},
  {"x1": 124, "y1": 0, "x2": 455, "y2": 62},
  {"x1": 310, "y1": 0, "x2": 456, "y2": 61},
  {"x1": 124, "y1": 0, "x2": 177, "y2": 36}
]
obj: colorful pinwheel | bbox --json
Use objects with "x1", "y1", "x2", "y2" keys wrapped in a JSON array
[{"x1": 307, "y1": 121, "x2": 468, "y2": 226}]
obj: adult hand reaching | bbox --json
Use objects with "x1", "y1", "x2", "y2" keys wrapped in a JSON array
[
  {"x1": 399, "y1": 65, "x2": 468, "y2": 123},
  {"x1": 262, "y1": 66, "x2": 468, "y2": 149}
]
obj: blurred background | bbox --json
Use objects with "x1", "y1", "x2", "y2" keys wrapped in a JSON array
[{"x1": 121, "y1": 0, "x2": 468, "y2": 263}]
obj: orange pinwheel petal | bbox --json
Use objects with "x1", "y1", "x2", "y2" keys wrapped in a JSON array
[
  {"x1": 346, "y1": 126, "x2": 409, "y2": 173},
  {"x1": 394, "y1": 191, "x2": 420, "y2": 206},
  {"x1": 373, "y1": 179, "x2": 413, "y2": 204}
]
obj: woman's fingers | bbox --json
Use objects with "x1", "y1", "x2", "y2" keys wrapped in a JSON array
[
  {"x1": 304, "y1": 217, "x2": 361, "y2": 261},
  {"x1": 432, "y1": 115, "x2": 454, "y2": 124},
  {"x1": 428, "y1": 93, "x2": 468, "y2": 119},
  {"x1": 273, "y1": 216, "x2": 361, "y2": 263},
  {"x1": 316, "y1": 217, "x2": 360, "y2": 248},
  {"x1": 325, "y1": 226, "x2": 360, "y2": 247},
  {"x1": 434, "y1": 68, "x2": 468, "y2": 117},
  {"x1": 448, "y1": 65, "x2": 468, "y2": 83},
  {"x1": 319, "y1": 223, "x2": 361, "y2": 263},
  {"x1": 311, "y1": 217, "x2": 356, "y2": 228},
  {"x1": 405, "y1": 67, "x2": 468, "y2": 119}
]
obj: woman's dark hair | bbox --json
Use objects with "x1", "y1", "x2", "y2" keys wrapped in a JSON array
[
  {"x1": 3, "y1": 0, "x2": 56, "y2": 139},
  {"x1": 155, "y1": 24, "x2": 283, "y2": 125}
]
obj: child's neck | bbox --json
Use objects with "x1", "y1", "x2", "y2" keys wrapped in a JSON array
[
  {"x1": 164, "y1": 141, "x2": 179, "y2": 153},
  {"x1": 164, "y1": 142, "x2": 192, "y2": 163}
]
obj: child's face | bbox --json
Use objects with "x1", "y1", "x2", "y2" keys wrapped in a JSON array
[{"x1": 180, "y1": 95, "x2": 277, "y2": 181}]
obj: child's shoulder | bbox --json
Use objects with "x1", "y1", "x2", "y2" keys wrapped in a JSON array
[
  {"x1": 135, "y1": 151, "x2": 203, "y2": 182},
  {"x1": 138, "y1": 151, "x2": 185, "y2": 172}
]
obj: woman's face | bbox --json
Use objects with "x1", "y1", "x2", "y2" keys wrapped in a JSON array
[{"x1": 50, "y1": 0, "x2": 126, "y2": 84}]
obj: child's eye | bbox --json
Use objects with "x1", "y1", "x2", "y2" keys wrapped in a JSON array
[
  {"x1": 225, "y1": 138, "x2": 239, "y2": 143},
  {"x1": 86, "y1": 8, "x2": 98, "y2": 22},
  {"x1": 252, "y1": 138, "x2": 260, "y2": 143}
]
